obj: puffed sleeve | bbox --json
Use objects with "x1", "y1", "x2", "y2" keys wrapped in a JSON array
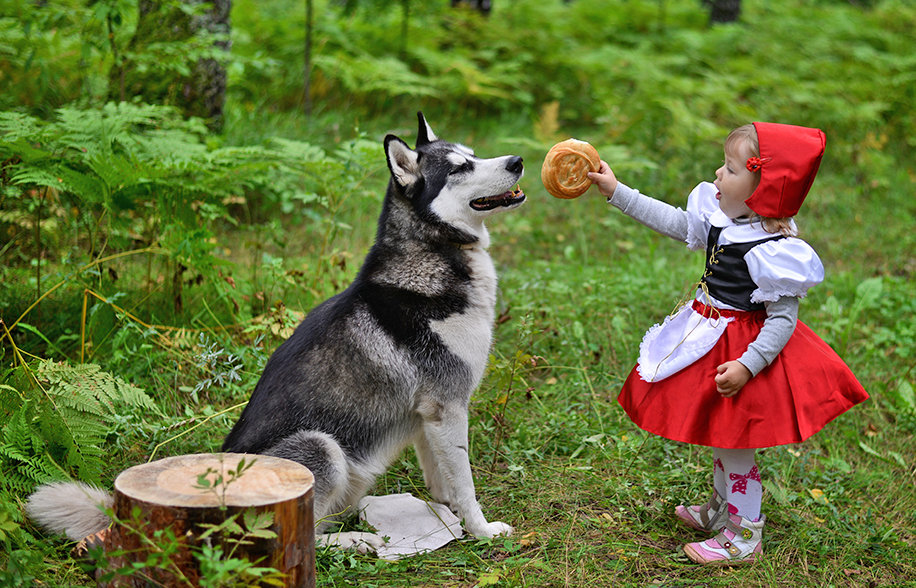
[
  {"x1": 685, "y1": 182, "x2": 720, "y2": 251},
  {"x1": 746, "y1": 238, "x2": 825, "y2": 303}
]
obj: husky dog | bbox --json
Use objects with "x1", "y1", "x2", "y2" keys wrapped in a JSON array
[{"x1": 27, "y1": 113, "x2": 524, "y2": 552}]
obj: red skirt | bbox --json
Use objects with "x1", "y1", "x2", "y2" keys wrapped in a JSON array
[{"x1": 617, "y1": 300, "x2": 869, "y2": 449}]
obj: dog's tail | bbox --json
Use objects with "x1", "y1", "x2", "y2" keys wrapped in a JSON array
[{"x1": 26, "y1": 481, "x2": 113, "y2": 541}]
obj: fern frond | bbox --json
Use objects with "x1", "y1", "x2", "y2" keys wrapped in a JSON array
[
  {"x1": 54, "y1": 102, "x2": 201, "y2": 156},
  {"x1": 0, "y1": 403, "x2": 66, "y2": 490},
  {"x1": 0, "y1": 468, "x2": 41, "y2": 494},
  {"x1": 313, "y1": 53, "x2": 441, "y2": 98},
  {"x1": 18, "y1": 455, "x2": 62, "y2": 487},
  {"x1": 36, "y1": 360, "x2": 157, "y2": 415},
  {"x1": 12, "y1": 161, "x2": 110, "y2": 203},
  {"x1": 0, "y1": 111, "x2": 45, "y2": 142},
  {"x1": 0, "y1": 405, "x2": 41, "y2": 460},
  {"x1": 261, "y1": 138, "x2": 328, "y2": 163},
  {"x1": 0, "y1": 362, "x2": 157, "y2": 485}
]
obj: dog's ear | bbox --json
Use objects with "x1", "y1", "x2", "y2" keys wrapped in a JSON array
[
  {"x1": 416, "y1": 111, "x2": 438, "y2": 147},
  {"x1": 385, "y1": 135, "x2": 421, "y2": 188}
]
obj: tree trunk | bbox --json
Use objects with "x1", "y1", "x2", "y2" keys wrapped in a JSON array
[
  {"x1": 703, "y1": 0, "x2": 741, "y2": 24},
  {"x1": 97, "y1": 453, "x2": 315, "y2": 587},
  {"x1": 399, "y1": 0, "x2": 409, "y2": 58},
  {"x1": 304, "y1": 0, "x2": 313, "y2": 118},
  {"x1": 111, "y1": 0, "x2": 231, "y2": 132},
  {"x1": 451, "y1": 0, "x2": 492, "y2": 15},
  {"x1": 185, "y1": 0, "x2": 231, "y2": 131}
]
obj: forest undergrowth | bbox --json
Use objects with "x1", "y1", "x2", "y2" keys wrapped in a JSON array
[{"x1": 1, "y1": 0, "x2": 914, "y2": 585}]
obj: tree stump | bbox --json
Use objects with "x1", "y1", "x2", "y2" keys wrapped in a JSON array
[{"x1": 98, "y1": 453, "x2": 314, "y2": 588}]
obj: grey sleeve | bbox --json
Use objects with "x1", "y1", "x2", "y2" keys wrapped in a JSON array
[
  {"x1": 738, "y1": 296, "x2": 799, "y2": 376},
  {"x1": 608, "y1": 182, "x2": 689, "y2": 242}
]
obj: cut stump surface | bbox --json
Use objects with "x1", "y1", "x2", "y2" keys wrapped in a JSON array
[{"x1": 100, "y1": 452, "x2": 314, "y2": 588}]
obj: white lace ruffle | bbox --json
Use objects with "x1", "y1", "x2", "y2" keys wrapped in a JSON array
[
  {"x1": 637, "y1": 303, "x2": 733, "y2": 383},
  {"x1": 750, "y1": 286, "x2": 811, "y2": 304}
]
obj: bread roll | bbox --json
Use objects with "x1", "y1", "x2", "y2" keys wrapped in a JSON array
[{"x1": 541, "y1": 139, "x2": 600, "y2": 199}]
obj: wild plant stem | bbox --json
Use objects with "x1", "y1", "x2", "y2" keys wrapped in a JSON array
[
  {"x1": 11, "y1": 246, "x2": 163, "y2": 333},
  {"x1": 147, "y1": 400, "x2": 248, "y2": 462},
  {"x1": 34, "y1": 187, "x2": 46, "y2": 319}
]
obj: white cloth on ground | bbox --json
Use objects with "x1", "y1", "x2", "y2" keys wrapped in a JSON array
[{"x1": 358, "y1": 493, "x2": 464, "y2": 560}]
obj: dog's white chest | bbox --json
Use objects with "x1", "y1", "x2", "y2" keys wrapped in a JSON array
[{"x1": 429, "y1": 248, "x2": 497, "y2": 383}]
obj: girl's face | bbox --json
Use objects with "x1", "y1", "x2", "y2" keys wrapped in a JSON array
[{"x1": 714, "y1": 141, "x2": 758, "y2": 219}]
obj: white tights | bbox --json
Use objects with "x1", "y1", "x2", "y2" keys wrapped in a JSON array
[{"x1": 712, "y1": 447, "x2": 762, "y2": 521}]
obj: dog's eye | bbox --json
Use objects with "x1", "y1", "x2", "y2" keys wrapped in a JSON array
[{"x1": 449, "y1": 162, "x2": 472, "y2": 175}]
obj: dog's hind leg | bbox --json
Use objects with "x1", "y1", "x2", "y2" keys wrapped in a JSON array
[
  {"x1": 418, "y1": 399, "x2": 512, "y2": 539},
  {"x1": 264, "y1": 430, "x2": 348, "y2": 524},
  {"x1": 264, "y1": 430, "x2": 385, "y2": 553}
]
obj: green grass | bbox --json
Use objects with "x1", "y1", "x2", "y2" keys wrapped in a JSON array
[
  {"x1": 298, "y1": 195, "x2": 915, "y2": 586},
  {"x1": 2, "y1": 0, "x2": 915, "y2": 585},
  {"x1": 5, "y1": 154, "x2": 914, "y2": 586}
]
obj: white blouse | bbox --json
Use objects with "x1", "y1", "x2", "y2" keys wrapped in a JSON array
[{"x1": 685, "y1": 182, "x2": 824, "y2": 309}]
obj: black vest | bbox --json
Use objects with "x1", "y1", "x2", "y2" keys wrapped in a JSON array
[{"x1": 701, "y1": 226, "x2": 784, "y2": 311}]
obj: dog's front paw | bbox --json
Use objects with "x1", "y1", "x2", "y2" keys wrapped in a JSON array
[
  {"x1": 469, "y1": 521, "x2": 513, "y2": 539},
  {"x1": 318, "y1": 531, "x2": 387, "y2": 554}
]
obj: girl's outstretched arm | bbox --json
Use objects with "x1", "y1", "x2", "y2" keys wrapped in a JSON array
[{"x1": 587, "y1": 160, "x2": 688, "y2": 239}]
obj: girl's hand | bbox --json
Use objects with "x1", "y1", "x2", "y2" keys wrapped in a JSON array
[
  {"x1": 714, "y1": 361, "x2": 752, "y2": 397},
  {"x1": 587, "y1": 160, "x2": 618, "y2": 197}
]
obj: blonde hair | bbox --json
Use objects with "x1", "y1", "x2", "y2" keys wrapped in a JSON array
[{"x1": 726, "y1": 124, "x2": 797, "y2": 237}]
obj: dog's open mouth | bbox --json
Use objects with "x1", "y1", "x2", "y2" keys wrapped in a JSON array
[{"x1": 470, "y1": 187, "x2": 526, "y2": 211}]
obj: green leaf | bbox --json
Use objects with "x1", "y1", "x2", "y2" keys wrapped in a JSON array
[
  {"x1": 243, "y1": 509, "x2": 274, "y2": 532},
  {"x1": 858, "y1": 441, "x2": 905, "y2": 467},
  {"x1": 477, "y1": 569, "x2": 503, "y2": 586},
  {"x1": 853, "y1": 277, "x2": 883, "y2": 312},
  {"x1": 887, "y1": 380, "x2": 915, "y2": 412}
]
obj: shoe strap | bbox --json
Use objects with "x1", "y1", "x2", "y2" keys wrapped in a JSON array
[
  {"x1": 716, "y1": 537, "x2": 742, "y2": 557},
  {"x1": 699, "y1": 492, "x2": 725, "y2": 527},
  {"x1": 713, "y1": 517, "x2": 759, "y2": 558}
]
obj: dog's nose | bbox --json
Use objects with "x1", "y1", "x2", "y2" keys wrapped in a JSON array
[{"x1": 505, "y1": 156, "x2": 523, "y2": 174}]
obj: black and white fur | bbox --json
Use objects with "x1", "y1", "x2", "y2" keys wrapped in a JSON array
[{"x1": 27, "y1": 113, "x2": 524, "y2": 552}]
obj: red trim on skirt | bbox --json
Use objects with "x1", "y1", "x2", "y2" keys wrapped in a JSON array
[{"x1": 617, "y1": 300, "x2": 869, "y2": 449}]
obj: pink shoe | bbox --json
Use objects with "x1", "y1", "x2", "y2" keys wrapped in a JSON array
[
  {"x1": 674, "y1": 490, "x2": 727, "y2": 532},
  {"x1": 683, "y1": 513, "x2": 764, "y2": 565}
]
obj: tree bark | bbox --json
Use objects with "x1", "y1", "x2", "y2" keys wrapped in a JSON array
[
  {"x1": 304, "y1": 0, "x2": 313, "y2": 118},
  {"x1": 185, "y1": 0, "x2": 231, "y2": 131},
  {"x1": 111, "y1": 0, "x2": 232, "y2": 132},
  {"x1": 703, "y1": 0, "x2": 741, "y2": 24},
  {"x1": 451, "y1": 0, "x2": 492, "y2": 15},
  {"x1": 97, "y1": 453, "x2": 315, "y2": 587}
]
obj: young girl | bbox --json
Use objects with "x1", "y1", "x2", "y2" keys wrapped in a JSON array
[{"x1": 586, "y1": 122, "x2": 868, "y2": 565}]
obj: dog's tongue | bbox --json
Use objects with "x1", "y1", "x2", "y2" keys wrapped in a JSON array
[{"x1": 471, "y1": 186, "x2": 526, "y2": 211}]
